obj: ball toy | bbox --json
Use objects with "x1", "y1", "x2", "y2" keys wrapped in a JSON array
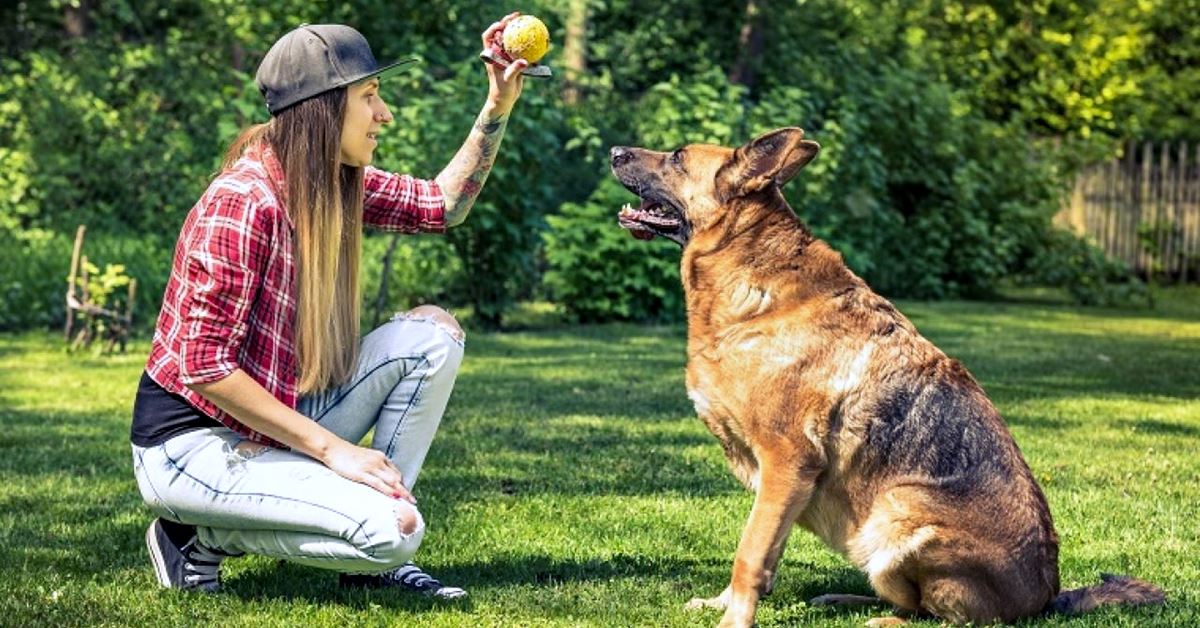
[{"x1": 501, "y1": 15, "x2": 551, "y2": 64}]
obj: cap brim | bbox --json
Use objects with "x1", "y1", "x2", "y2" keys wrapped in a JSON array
[{"x1": 361, "y1": 57, "x2": 419, "y2": 83}]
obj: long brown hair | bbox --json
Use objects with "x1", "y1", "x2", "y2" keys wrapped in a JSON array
[{"x1": 223, "y1": 88, "x2": 364, "y2": 394}]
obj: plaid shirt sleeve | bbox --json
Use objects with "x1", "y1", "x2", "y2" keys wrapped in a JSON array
[
  {"x1": 177, "y1": 192, "x2": 269, "y2": 385},
  {"x1": 362, "y1": 166, "x2": 446, "y2": 233}
]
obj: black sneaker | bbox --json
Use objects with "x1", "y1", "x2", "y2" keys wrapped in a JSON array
[
  {"x1": 144, "y1": 518, "x2": 234, "y2": 592},
  {"x1": 340, "y1": 562, "x2": 467, "y2": 600}
]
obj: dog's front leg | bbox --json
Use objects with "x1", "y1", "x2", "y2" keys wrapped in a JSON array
[{"x1": 717, "y1": 461, "x2": 818, "y2": 628}]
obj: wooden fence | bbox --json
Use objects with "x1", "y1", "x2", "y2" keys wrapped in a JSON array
[{"x1": 1056, "y1": 141, "x2": 1200, "y2": 282}]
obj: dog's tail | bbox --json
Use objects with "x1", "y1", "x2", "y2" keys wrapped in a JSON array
[{"x1": 1051, "y1": 573, "x2": 1165, "y2": 615}]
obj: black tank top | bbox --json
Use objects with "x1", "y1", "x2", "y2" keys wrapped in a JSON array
[{"x1": 130, "y1": 371, "x2": 221, "y2": 447}]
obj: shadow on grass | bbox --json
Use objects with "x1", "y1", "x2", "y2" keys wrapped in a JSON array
[
  {"x1": 1115, "y1": 418, "x2": 1200, "y2": 437},
  {"x1": 224, "y1": 552, "x2": 875, "y2": 621}
]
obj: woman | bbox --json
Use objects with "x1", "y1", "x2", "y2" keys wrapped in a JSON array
[{"x1": 130, "y1": 16, "x2": 531, "y2": 599}]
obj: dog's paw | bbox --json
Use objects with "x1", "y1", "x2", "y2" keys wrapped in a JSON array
[
  {"x1": 864, "y1": 617, "x2": 908, "y2": 627},
  {"x1": 684, "y1": 596, "x2": 725, "y2": 611},
  {"x1": 684, "y1": 586, "x2": 731, "y2": 612}
]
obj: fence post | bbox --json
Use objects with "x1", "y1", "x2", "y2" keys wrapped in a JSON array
[
  {"x1": 1173, "y1": 141, "x2": 1186, "y2": 278},
  {"x1": 65, "y1": 225, "x2": 86, "y2": 341},
  {"x1": 1139, "y1": 141, "x2": 1152, "y2": 271}
]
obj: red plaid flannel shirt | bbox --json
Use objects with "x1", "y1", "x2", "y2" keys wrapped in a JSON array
[{"x1": 145, "y1": 142, "x2": 445, "y2": 447}]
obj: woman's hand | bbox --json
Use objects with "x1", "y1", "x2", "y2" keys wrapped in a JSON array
[
  {"x1": 187, "y1": 369, "x2": 415, "y2": 503},
  {"x1": 322, "y1": 439, "x2": 415, "y2": 503},
  {"x1": 481, "y1": 12, "x2": 527, "y2": 113}
]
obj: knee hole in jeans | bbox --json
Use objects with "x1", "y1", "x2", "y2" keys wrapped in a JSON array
[
  {"x1": 399, "y1": 304, "x2": 465, "y2": 342},
  {"x1": 233, "y1": 440, "x2": 269, "y2": 458},
  {"x1": 396, "y1": 502, "x2": 423, "y2": 536}
]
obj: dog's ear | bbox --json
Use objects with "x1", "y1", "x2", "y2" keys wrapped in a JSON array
[{"x1": 733, "y1": 128, "x2": 820, "y2": 194}]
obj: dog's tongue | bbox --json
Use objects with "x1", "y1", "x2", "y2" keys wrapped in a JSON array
[{"x1": 631, "y1": 228, "x2": 655, "y2": 241}]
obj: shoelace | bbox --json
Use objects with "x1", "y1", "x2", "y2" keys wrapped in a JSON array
[
  {"x1": 181, "y1": 542, "x2": 226, "y2": 587},
  {"x1": 384, "y1": 563, "x2": 442, "y2": 591}
]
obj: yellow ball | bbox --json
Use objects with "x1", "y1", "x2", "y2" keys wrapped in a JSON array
[{"x1": 502, "y1": 16, "x2": 551, "y2": 64}]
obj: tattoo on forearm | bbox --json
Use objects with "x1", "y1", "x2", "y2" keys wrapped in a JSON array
[
  {"x1": 439, "y1": 111, "x2": 509, "y2": 226},
  {"x1": 474, "y1": 117, "x2": 504, "y2": 135}
]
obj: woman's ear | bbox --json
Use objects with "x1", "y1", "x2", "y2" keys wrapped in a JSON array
[{"x1": 733, "y1": 127, "x2": 820, "y2": 194}]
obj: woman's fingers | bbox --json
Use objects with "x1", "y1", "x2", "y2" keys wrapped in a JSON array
[
  {"x1": 482, "y1": 12, "x2": 521, "y2": 50},
  {"x1": 361, "y1": 463, "x2": 414, "y2": 502},
  {"x1": 357, "y1": 470, "x2": 397, "y2": 499},
  {"x1": 391, "y1": 481, "x2": 416, "y2": 503},
  {"x1": 482, "y1": 12, "x2": 519, "y2": 49},
  {"x1": 482, "y1": 21, "x2": 502, "y2": 49},
  {"x1": 503, "y1": 59, "x2": 529, "y2": 82},
  {"x1": 380, "y1": 458, "x2": 415, "y2": 502},
  {"x1": 335, "y1": 445, "x2": 416, "y2": 503}
]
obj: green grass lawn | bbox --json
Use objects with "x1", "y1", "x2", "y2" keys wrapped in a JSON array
[{"x1": 2, "y1": 290, "x2": 1198, "y2": 627}]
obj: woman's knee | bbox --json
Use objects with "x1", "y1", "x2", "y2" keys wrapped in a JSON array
[
  {"x1": 361, "y1": 502, "x2": 427, "y2": 568},
  {"x1": 403, "y1": 304, "x2": 465, "y2": 343}
]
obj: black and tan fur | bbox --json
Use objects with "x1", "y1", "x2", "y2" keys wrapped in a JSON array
[{"x1": 609, "y1": 128, "x2": 1164, "y2": 627}]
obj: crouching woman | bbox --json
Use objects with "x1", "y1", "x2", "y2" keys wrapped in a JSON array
[{"x1": 130, "y1": 16, "x2": 530, "y2": 598}]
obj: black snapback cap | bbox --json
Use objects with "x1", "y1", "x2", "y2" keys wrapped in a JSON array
[{"x1": 255, "y1": 24, "x2": 416, "y2": 115}]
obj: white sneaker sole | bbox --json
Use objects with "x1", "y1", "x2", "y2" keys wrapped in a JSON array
[
  {"x1": 431, "y1": 586, "x2": 468, "y2": 600},
  {"x1": 145, "y1": 521, "x2": 173, "y2": 588}
]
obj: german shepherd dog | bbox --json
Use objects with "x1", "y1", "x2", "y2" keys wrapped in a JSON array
[{"x1": 609, "y1": 128, "x2": 1164, "y2": 626}]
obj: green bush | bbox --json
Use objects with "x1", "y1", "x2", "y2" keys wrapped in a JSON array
[
  {"x1": 545, "y1": 61, "x2": 1080, "y2": 320},
  {"x1": 1019, "y1": 228, "x2": 1147, "y2": 306},
  {"x1": 543, "y1": 178, "x2": 684, "y2": 323},
  {"x1": 1, "y1": 227, "x2": 466, "y2": 336},
  {"x1": 0, "y1": 230, "x2": 68, "y2": 331},
  {"x1": 359, "y1": 232, "x2": 463, "y2": 327},
  {"x1": 752, "y1": 56, "x2": 1067, "y2": 300}
]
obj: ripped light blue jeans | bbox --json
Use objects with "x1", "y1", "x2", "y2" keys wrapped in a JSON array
[{"x1": 131, "y1": 309, "x2": 464, "y2": 573}]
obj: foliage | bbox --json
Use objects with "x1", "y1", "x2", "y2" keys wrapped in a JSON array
[
  {"x1": 1019, "y1": 228, "x2": 1147, "y2": 307},
  {"x1": 78, "y1": 260, "x2": 131, "y2": 309},
  {"x1": 548, "y1": 52, "x2": 1071, "y2": 311},
  {"x1": 1136, "y1": 219, "x2": 1186, "y2": 309},
  {"x1": 372, "y1": 57, "x2": 576, "y2": 328},
  {"x1": 543, "y1": 178, "x2": 684, "y2": 323},
  {"x1": 359, "y1": 232, "x2": 462, "y2": 327},
  {"x1": 889, "y1": 0, "x2": 1148, "y2": 144},
  {"x1": 0, "y1": 228, "x2": 170, "y2": 332},
  {"x1": 3, "y1": 0, "x2": 1198, "y2": 330},
  {"x1": 1, "y1": 227, "x2": 468, "y2": 335},
  {"x1": 0, "y1": 230, "x2": 70, "y2": 331}
]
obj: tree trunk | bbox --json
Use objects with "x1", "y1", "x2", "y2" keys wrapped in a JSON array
[
  {"x1": 561, "y1": 0, "x2": 589, "y2": 105},
  {"x1": 64, "y1": 0, "x2": 92, "y2": 39},
  {"x1": 231, "y1": 42, "x2": 246, "y2": 73},
  {"x1": 372, "y1": 234, "x2": 403, "y2": 327},
  {"x1": 728, "y1": 0, "x2": 766, "y2": 90}
]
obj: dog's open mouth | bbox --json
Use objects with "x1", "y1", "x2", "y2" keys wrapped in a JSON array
[{"x1": 617, "y1": 198, "x2": 686, "y2": 242}]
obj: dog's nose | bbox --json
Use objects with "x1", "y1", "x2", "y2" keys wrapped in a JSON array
[{"x1": 611, "y1": 146, "x2": 633, "y2": 167}]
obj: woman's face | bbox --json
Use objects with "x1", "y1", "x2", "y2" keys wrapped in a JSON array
[{"x1": 340, "y1": 78, "x2": 392, "y2": 167}]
